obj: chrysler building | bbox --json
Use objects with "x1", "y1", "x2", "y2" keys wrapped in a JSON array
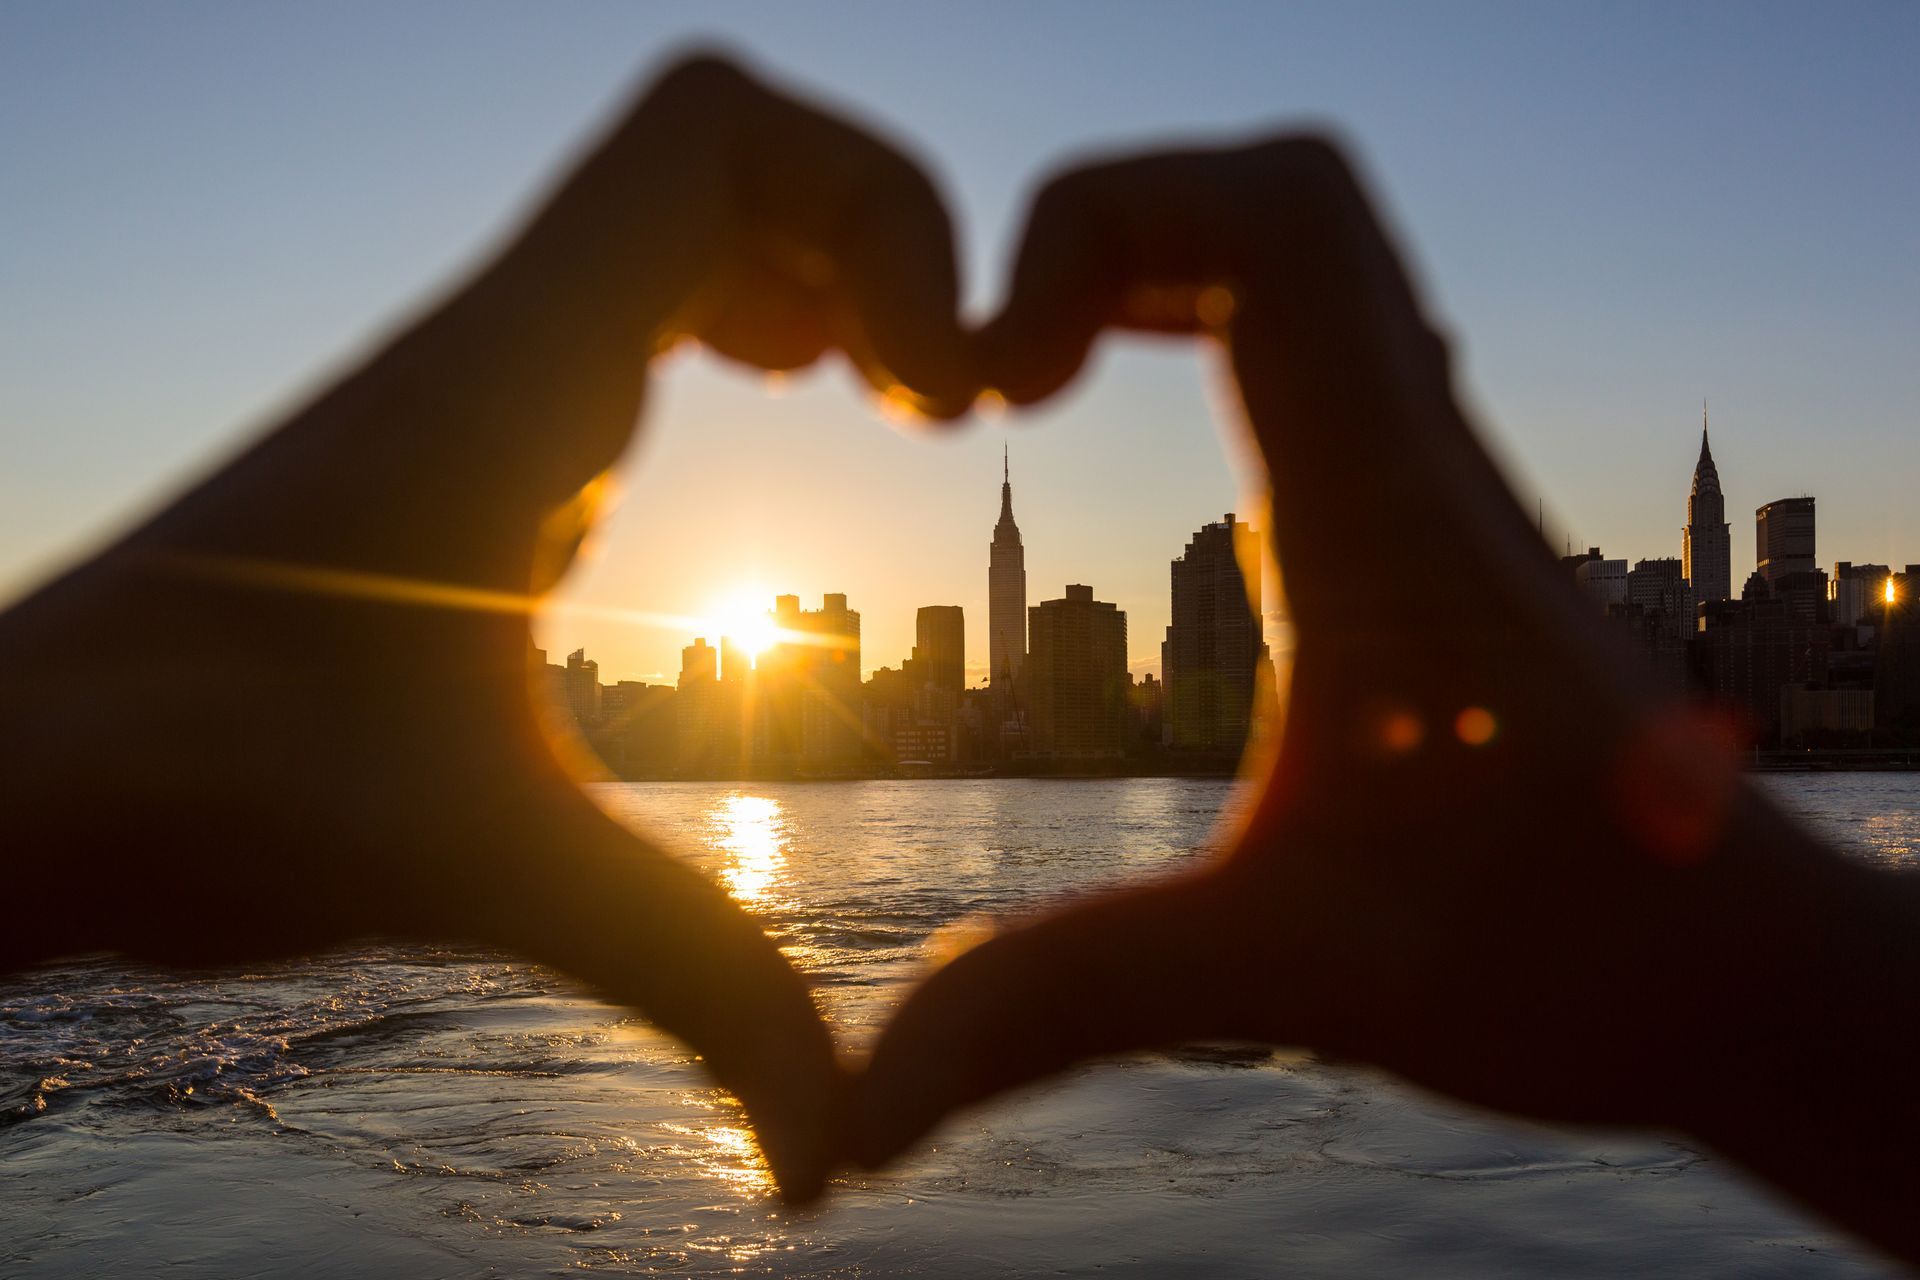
[{"x1": 1682, "y1": 407, "x2": 1732, "y2": 604}]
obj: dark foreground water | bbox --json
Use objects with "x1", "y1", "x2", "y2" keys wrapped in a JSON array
[{"x1": 2, "y1": 775, "x2": 1914, "y2": 1277}]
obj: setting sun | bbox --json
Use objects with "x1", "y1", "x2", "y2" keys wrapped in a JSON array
[{"x1": 707, "y1": 590, "x2": 780, "y2": 659}]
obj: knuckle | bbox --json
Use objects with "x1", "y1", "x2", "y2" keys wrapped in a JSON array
[
  {"x1": 1251, "y1": 132, "x2": 1366, "y2": 215},
  {"x1": 1026, "y1": 164, "x2": 1113, "y2": 237},
  {"x1": 867, "y1": 145, "x2": 943, "y2": 215},
  {"x1": 646, "y1": 50, "x2": 755, "y2": 112}
]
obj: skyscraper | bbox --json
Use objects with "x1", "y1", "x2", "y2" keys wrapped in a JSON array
[
  {"x1": 988, "y1": 445, "x2": 1027, "y2": 691},
  {"x1": 760, "y1": 593, "x2": 862, "y2": 768},
  {"x1": 912, "y1": 605, "x2": 965, "y2": 695},
  {"x1": 1682, "y1": 409, "x2": 1731, "y2": 604},
  {"x1": 1162, "y1": 514, "x2": 1265, "y2": 753},
  {"x1": 1755, "y1": 497, "x2": 1825, "y2": 623},
  {"x1": 1026, "y1": 585, "x2": 1129, "y2": 758},
  {"x1": 1755, "y1": 496, "x2": 1816, "y2": 587},
  {"x1": 675, "y1": 637, "x2": 725, "y2": 773}
]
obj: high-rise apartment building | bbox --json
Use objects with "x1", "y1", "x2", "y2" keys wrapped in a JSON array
[
  {"x1": 1162, "y1": 514, "x2": 1265, "y2": 753},
  {"x1": 1026, "y1": 584, "x2": 1129, "y2": 759},
  {"x1": 988, "y1": 447, "x2": 1027, "y2": 692},
  {"x1": 1682, "y1": 415, "x2": 1731, "y2": 604}
]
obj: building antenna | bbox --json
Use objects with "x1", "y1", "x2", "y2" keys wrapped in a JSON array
[{"x1": 1004, "y1": 440, "x2": 1009, "y2": 485}]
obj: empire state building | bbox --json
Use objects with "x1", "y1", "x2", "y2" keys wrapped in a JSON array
[
  {"x1": 1682, "y1": 409, "x2": 1732, "y2": 604},
  {"x1": 988, "y1": 446, "x2": 1027, "y2": 690}
]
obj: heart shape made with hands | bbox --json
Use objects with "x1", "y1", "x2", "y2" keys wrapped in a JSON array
[
  {"x1": 525, "y1": 58, "x2": 1749, "y2": 1193},
  {"x1": 29, "y1": 53, "x2": 1757, "y2": 1212}
]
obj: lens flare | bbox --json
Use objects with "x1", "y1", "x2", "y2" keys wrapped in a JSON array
[{"x1": 1454, "y1": 706, "x2": 1498, "y2": 747}]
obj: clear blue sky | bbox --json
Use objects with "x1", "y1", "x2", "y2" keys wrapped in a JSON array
[{"x1": 4, "y1": 2, "x2": 1917, "y2": 682}]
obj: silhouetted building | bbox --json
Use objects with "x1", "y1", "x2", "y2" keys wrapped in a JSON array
[
  {"x1": 988, "y1": 447, "x2": 1027, "y2": 693},
  {"x1": 675, "y1": 637, "x2": 729, "y2": 773},
  {"x1": 1756, "y1": 496, "x2": 1816, "y2": 589},
  {"x1": 864, "y1": 657, "x2": 960, "y2": 767},
  {"x1": 1626, "y1": 557, "x2": 1690, "y2": 617},
  {"x1": 679, "y1": 637, "x2": 717, "y2": 686},
  {"x1": 720, "y1": 636, "x2": 751, "y2": 685},
  {"x1": 564, "y1": 649, "x2": 600, "y2": 725},
  {"x1": 1605, "y1": 558, "x2": 1695, "y2": 695},
  {"x1": 912, "y1": 605, "x2": 965, "y2": 695},
  {"x1": 1573, "y1": 550, "x2": 1629, "y2": 609},
  {"x1": 1162, "y1": 514, "x2": 1265, "y2": 754},
  {"x1": 759, "y1": 593, "x2": 862, "y2": 770},
  {"x1": 1831, "y1": 562, "x2": 1892, "y2": 628},
  {"x1": 594, "y1": 681, "x2": 676, "y2": 776},
  {"x1": 529, "y1": 645, "x2": 571, "y2": 724},
  {"x1": 1026, "y1": 585, "x2": 1129, "y2": 759},
  {"x1": 1779, "y1": 684, "x2": 1874, "y2": 745},
  {"x1": 1877, "y1": 568, "x2": 1920, "y2": 741},
  {"x1": 1561, "y1": 546, "x2": 1601, "y2": 575},
  {"x1": 1129, "y1": 672, "x2": 1165, "y2": 752},
  {"x1": 1694, "y1": 599, "x2": 1831, "y2": 745},
  {"x1": 1605, "y1": 602, "x2": 1690, "y2": 697},
  {"x1": 1682, "y1": 416, "x2": 1732, "y2": 604},
  {"x1": 1771, "y1": 567, "x2": 1830, "y2": 626}
]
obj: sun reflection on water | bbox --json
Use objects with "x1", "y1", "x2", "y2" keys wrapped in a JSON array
[
  {"x1": 712, "y1": 794, "x2": 786, "y2": 904},
  {"x1": 659, "y1": 1116, "x2": 777, "y2": 1197}
]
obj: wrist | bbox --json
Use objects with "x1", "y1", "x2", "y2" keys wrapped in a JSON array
[{"x1": 1668, "y1": 799, "x2": 1920, "y2": 1141}]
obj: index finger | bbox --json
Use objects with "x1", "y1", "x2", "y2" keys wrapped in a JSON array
[
  {"x1": 671, "y1": 57, "x2": 979, "y2": 418},
  {"x1": 980, "y1": 138, "x2": 1547, "y2": 632}
]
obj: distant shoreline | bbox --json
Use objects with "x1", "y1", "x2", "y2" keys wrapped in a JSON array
[
  {"x1": 1749, "y1": 761, "x2": 1920, "y2": 773},
  {"x1": 1748, "y1": 748, "x2": 1920, "y2": 772},
  {"x1": 596, "y1": 761, "x2": 1920, "y2": 782},
  {"x1": 598, "y1": 764, "x2": 1249, "y2": 784}
]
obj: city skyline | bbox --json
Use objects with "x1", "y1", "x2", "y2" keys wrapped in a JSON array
[
  {"x1": 527, "y1": 409, "x2": 1910, "y2": 689},
  {"x1": 537, "y1": 495, "x2": 1270, "y2": 777},
  {"x1": 541, "y1": 449, "x2": 1265, "y2": 689}
]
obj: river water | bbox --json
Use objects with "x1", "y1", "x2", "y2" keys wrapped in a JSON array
[{"x1": 2, "y1": 774, "x2": 1914, "y2": 1277}]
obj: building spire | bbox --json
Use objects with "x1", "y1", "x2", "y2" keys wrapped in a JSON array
[{"x1": 996, "y1": 444, "x2": 1018, "y2": 532}]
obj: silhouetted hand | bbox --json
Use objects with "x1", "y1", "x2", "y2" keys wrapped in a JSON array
[
  {"x1": 0, "y1": 53, "x2": 975, "y2": 1200},
  {"x1": 860, "y1": 140, "x2": 1920, "y2": 1257}
]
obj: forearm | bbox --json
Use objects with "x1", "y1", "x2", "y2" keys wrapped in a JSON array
[{"x1": 1677, "y1": 798, "x2": 1920, "y2": 1261}]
